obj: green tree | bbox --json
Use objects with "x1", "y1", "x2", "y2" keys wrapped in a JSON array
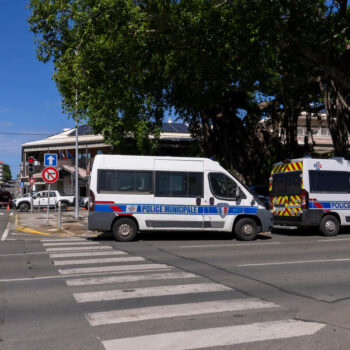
[
  {"x1": 3, "y1": 164, "x2": 11, "y2": 181},
  {"x1": 28, "y1": 0, "x2": 283, "y2": 183},
  {"x1": 28, "y1": 1, "x2": 350, "y2": 182},
  {"x1": 256, "y1": 0, "x2": 350, "y2": 157}
]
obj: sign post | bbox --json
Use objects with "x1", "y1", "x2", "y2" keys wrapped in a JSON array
[{"x1": 42, "y1": 167, "x2": 59, "y2": 225}]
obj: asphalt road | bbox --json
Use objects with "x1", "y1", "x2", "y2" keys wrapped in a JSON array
[{"x1": 1, "y1": 211, "x2": 350, "y2": 349}]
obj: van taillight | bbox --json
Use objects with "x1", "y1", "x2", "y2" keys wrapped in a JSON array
[
  {"x1": 301, "y1": 189, "x2": 309, "y2": 209},
  {"x1": 89, "y1": 190, "x2": 95, "y2": 212}
]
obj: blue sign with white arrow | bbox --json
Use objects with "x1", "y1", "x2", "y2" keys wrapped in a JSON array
[{"x1": 44, "y1": 153, "x2": 58, "y2": 167}]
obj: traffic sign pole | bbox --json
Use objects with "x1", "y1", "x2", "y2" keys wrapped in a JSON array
[{"x1": 47, "y1": 184, "x2": 50, "y2": 225}]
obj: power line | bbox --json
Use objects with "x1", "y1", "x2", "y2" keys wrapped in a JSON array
[{"x1": 0, "y1": 132, "x2": 54, "y2": 136}]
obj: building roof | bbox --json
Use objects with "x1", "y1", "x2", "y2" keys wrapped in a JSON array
[{"x1": 22, "y1": 123, "x2": 191, "y2": 151}]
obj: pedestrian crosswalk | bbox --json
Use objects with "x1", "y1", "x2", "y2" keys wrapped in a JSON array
[{"x1": 41, "y1": 237, "x2": 325, "y2": 349}]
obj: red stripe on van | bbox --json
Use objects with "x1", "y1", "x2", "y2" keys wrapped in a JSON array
[{"x1": 110, "y1": 205, "x2": 123, "y2": 212}]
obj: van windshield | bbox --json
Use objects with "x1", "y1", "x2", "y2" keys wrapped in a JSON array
[{"x1": 272, "y1": 171, "x2": 302, "y2": 196}]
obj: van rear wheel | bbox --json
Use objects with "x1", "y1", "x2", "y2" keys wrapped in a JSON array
[
  {"x1": 235, "y1": 218, "x2": 257, "y2": 241},
  {"x1": 320, "y1": 215, "x2": 339, "y2": 236},
  {"x1": 112, "y1": 218, "x2": 138, "y2": 242}
]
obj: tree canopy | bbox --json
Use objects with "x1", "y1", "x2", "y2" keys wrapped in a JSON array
[
  {"x1": 28, "y1": 0, "x2": 350, "y2": 184},
  {"x1": 3, "y1": 164, "x2": 12, "y2": 181}
]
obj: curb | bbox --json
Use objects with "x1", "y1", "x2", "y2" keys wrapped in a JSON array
[{"x1": 14, "y1": 214, "x2": 75, "y2": 237}]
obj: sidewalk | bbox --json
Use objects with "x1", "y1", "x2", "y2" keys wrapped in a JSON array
[{"x1": 12, "y1": 208, "x2": 98, "y2": 238}]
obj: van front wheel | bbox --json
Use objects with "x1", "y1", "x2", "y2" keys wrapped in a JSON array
[
  {"x1": 234, "y1": 218, "x2": 257, "y2": 241},
  {"x1": 112, "y1": 218, "x2": 138, "y2": 242},
  {"x1": 320, "y1": 215, "x2": 339, "y2": 237}
]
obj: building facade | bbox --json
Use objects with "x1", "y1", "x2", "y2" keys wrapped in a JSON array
[{"x1": 19, "y1": 122, "x2": 193, "y2": 196}]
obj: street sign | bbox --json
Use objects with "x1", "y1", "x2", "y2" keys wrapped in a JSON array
[
  {"x1": 19, "y1": 182, "x2": 25, "y2": 188},
  {"x1": 29, "y1": 179, "x2": 36, "y2": 186},
  {"x1": 44, "y1": 153, "x2": 58, "y2": 167},
  {"x1": 42, "y1": 167, "x2": 59, "y2": 184}
]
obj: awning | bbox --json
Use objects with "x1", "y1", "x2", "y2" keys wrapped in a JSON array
[{"x1": 61, "y1": 165, "x2": 88, "y2": 179}]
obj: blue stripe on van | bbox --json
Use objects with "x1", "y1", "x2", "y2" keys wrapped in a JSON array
[{"x1": 94, "y1": 203, "x2": 258, "y2": 216}]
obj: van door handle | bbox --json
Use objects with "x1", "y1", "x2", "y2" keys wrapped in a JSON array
[
  {"x1": 196, "y1": 197, "x2": 201, "y2": 205},
  {"x1": 209, "y1": 197, "x2": 214, "y2": 205}
]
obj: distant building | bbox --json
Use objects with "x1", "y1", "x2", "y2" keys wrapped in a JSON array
[
  {"x1": 19, "y1": 122, "x2": 193, "y2": 196},
  {"x1": 296, "y1": 112, "x2": 334, "y2": 155}
]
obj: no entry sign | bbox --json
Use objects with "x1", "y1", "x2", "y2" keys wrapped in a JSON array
[{"x1": 42, "y1": 167, "x2": 59, "y2": 184}]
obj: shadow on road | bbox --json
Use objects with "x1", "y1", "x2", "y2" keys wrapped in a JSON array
[{"x1": 92, "y1": 230, "x2": 272, "y2": 242}]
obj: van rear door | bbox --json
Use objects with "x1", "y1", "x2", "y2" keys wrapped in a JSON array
[{"x1": 270, "y1": 162, "x2": 303, "y2": 218}]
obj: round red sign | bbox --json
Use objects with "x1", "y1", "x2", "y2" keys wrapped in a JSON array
[{"x1": 42, "y1": 167, "x2": 59, "y2": 184}]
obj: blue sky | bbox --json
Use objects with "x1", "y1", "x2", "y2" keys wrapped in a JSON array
[{"x1": 0, "y1": 2, "x2": 76, "y2": 177}]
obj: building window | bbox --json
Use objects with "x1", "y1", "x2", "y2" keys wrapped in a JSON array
[
  {"x1": 297, "y1": 127, "x2": 306, "y2": 136},
  {"x1": 320, "y1": 127, "x2": 330, "y2": 137}
]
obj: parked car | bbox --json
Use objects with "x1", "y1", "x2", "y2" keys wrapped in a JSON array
[
  {"x1": 0, "y1": 190, "x2": 12, "y2": 209},
  {"x1": 14, "y1": 191, "x2": 75, "y2": 212}
]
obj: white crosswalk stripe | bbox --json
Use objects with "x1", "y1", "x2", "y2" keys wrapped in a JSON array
[
  {"x1": 43, "y1": 241, "x2": 98, "y2": 246},
  {"x1": 102, "y1": 319, "x2": 325, "y2": 350},
  {"x1": 73, "y1": 283, "x2": 231, "y2": 303},
  {"x1": 43, "y1": 240, "x2": 325, "y2": 349},
  {"x1": 86, "y1": 298, "x2": 278, "y2": 326},
  {"x1": 46, "y1": 246, "x2": 113, "y2": 252},
  {"x1": 41, "y1": 238, "x2": 85, "y2": 242},
  {"x1": 50, "y1": 251, "x2": 127, "y2": 258},
  {"x1": 58, "y1": 263, "x2": 171, "y2": 275},
  {"x1": 65, "y1": 271, "x2": 198, "y2": 286},
  {"x1": 53, "y1": 256, "x2": 144, "y2": 266}
]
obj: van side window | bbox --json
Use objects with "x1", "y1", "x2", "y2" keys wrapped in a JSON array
[
  {"x1": 309, "y1": 170, "x2": 350, "y2": 193},
  {"x1": 155, "y1": 172, "x2": 203, "y2": 197},
  {"x1": 209, "y1": 173, "x2": 236, "y2": 199},
  {"x1": 98, "y1": 170, "x2": 153, "y2": 193}
]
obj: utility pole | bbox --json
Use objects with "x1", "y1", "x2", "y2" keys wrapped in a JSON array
[{"x1": 75, "y1": 88, "x2": 79, "y2": 219}]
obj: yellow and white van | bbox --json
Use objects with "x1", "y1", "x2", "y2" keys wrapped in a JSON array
[{"x1": 270, "y1": 157, "x2": 350, "y2": 236}]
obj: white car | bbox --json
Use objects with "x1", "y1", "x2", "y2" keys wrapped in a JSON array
[{"x1": 15, "y1": 190, "x2": 75, "y2": 212}]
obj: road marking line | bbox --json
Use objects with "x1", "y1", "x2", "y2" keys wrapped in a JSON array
[
  {"x1": 0, "y1": 268, "x2": 173, "y2": 283},
  {"x1": 102, "y1": 319, "x2": 325, "y2": 350},
  {"x1": 43, "y1": 242, "x2": 98, "y2": 246},
  {"x1": 238, "y1": 258, "x2": 350, "y2": 267},
  {"x1": 53, "y1": 256, "x2": 144, "y2": 266},
  {"x1": 59, "y1": 263, "x2": 171, "y2": 275},
  {"x1": 179, "y1": 242, "x2": 280, "y2": 249},
  {"x1": 0, "y1": 252, "x2": 49, "y2": 257},
  {"x1": 66, "y1": 271, "x2": 198, "y2": 286},
  {"x1": 45, "y1": 246, "x2": 113, "y2": 252},
  {"x1": 1, "y1": 215, "x2": 12, "y2": 241},
  {"x1": 318, "y1": 238, "x2": 350, "y2": 242},
  {"x1": 74, "y1": 283, "x2": 231, "y2": 303},
  {"x1": 50, "y1": 251, "x2": 127, "y2": 258},
  {"x1": 41, "y1": 238, "x2": 86, "y2": 242},
  {"x1": 87, "y1": 298, "x2": 278, "y2": 326}
]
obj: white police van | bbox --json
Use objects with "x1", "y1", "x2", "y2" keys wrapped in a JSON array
[
  {"x1": 88, "y1": 155, "x2": 271, "y2": 241},
  {"x1": 270, "y1": 157, "x2": 350, "y2": 236}
]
